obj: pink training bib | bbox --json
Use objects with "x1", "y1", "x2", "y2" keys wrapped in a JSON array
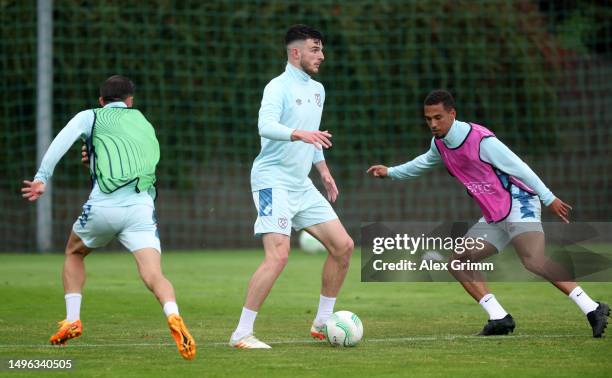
[{"x1": 434, "y1": 123, "x2": 533, "y2": 223}]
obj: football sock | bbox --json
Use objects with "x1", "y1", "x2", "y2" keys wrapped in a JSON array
[
  {"x1": 232, "y1": 307, "x2": 258, "y2": 340},
  {"x1": 163, "y1": 301, "x2": 180, "y2": 317},
  {"x1": 569, "y1": 286, "x2": 598, "y2": 314},
  {"x1": 479, "y1": 293, "x2": 508, "y2": 320},
  {"x1": 314, "y1": 295, "x2": 336, "y2": 325},
  {"x1": 65, "y1": 293, "x2": 82, "y2": 322}
]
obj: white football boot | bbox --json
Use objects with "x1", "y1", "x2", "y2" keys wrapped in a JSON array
[{"x1": 229, "y1": 334, "x2": 272, "y2": 349}]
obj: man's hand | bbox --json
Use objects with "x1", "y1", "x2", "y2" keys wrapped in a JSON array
[
  {"x1": 320, "y1": 172, "x2": 339, "y2": 203},
  {"x1": 81, "y1": 144, "x2": 90, "y2": 169},
  {"x1": 21, "y1": 180, "x2": 46, "y2": 202},
  {"x1": 291, "y1": 130, "x2": 332, "y2": 150},
  {"x1": 366, "y1": 165, "x2": 389, "y2": 178},
  {"x1": 549, "y1": 198, "x2": 572, "y2": 223}
]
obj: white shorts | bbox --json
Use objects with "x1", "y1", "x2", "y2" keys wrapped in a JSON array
[
  {"x1": 72, "y1": 203, "x2": 161, "y2": 253},
  {"x1": 252, "y1": 186, "x2": 338, "y2": 236},
  {"x1": 465, "y1": 186, "x2": 543, "y2": 252}
]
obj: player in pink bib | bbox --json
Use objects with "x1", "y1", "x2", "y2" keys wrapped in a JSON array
[
  {"x1": 367, "y1": 89, "x2": 609, "y2": 337},
  {"x1": 434, "y1": 122, "x2": 535, "y2": 223}
]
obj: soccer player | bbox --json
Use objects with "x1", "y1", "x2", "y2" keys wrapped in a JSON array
[
  {"x1": 229, "y1": 25, "x2": 354, "y2": 349},
  {"x1": 367, "y1": 89, "x2": 609, "y2": 337},
  {"x1": 21, "y1": 75, "x2": 196, "y2": 359}
]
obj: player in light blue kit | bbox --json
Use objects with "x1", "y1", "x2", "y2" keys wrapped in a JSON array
[
  {"x1": 229, "y1": 25, "x2": 354, "y2": 349},
  {"x1": 22, "y1": 75, "x2": 196, "y2": 359},
  {"x1": 367, "y1": 89, "x2": 609, "y2": 337}
]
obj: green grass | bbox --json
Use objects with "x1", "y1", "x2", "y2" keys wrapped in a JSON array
[{"x1": 0, "y1": 250, "x2": 610, "y2": 377}]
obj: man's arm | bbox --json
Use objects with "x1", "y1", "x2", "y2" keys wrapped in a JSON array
[
  {"x1": 479, "y1": 137, "x2": 554, "y2": 204},
  {"x1": 314, "y1": 160, "x2": 338, "y2": 203},
  {"x1": 258, "y1": 81, "x2": 294, "y2": 141},
  {"x1": 22, "y1": 111, "x2": 92, "y2": 201},
  {"x1": 480, "y1": 137, "x2": 572, "y2": 222},
  {"x1": 367, "y1": 139, "x2": 441, "y2": 179},
  {"x1": 258, "y1": 81, "x2": 332, "y2": 148}
]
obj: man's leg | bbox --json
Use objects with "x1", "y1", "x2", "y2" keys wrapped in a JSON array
[
  {"x1": 132, "y1": 248, "x2": 176, "y2": 305},
  {"x1": 132, "y1": 247, "x2": 196, "y2": 359},
  {"x1": 511, "y1": 231, "x2": 576, "y2": 292},
  {"x1": 62, "y1": 231, "x2": 92, "y2": 294},
  {"x1": 244, "y1": 233, "x2": 291, "y2": 311},
  {"x1": 49, "y1": 231, "x2": 91, "y2": 345},
  {"x1": 118, "y1": 202, "x2": 195, "y2": 359},
  {"x1": 305, "y1": 219, "x2": 353, "y2": 322},
  {"x1": 230, "y1": 233, "x2": 290, "y2": 348},
  {"x1": 448, "y1": 242, "x2": 498, "y2": 302},
  {"x1": 448, "y1": 232, "x2": 515, "y2": 335},
  {"x1": 511, "y1": 231, "x2": 609, "y2": 337}
]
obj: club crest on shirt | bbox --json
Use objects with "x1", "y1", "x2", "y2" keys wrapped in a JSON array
[
  {"x1": 278, "y1": 217, "x2": 288, "y2": 229},
  {"x1": 296, "y1": 99, "x2": 302, "y2": 106},
  {"x1": 314, "y1": 93, "x2": 321, "y2": 107}
]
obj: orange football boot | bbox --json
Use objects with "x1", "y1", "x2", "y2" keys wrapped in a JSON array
[
  {"x1": 49, "y1": 320, "x2": 82, "y2": 345},
  {"x1": 310, "y1": 323, "x2": 326, "y2": 340},
  {"x1": 167, "y1": 314, "x2": 196, "y2": 360}
]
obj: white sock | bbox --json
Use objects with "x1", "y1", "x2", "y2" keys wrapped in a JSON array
[
  {"x1": 232, "y1": 307, "x2": 258, "y2": 340},
  {"x1": 314, "y1": 295, "x2": 336, "y2": 325},
  {"x1": 65, "y1": 293, "x2": 82, "y2": 322},
  {"x1": 569, "y1": 286, "x2": 598, "y2": 315},
  {"x1": 479, "y1": 293, "x2": 508, "y2": 320},
  {"x1": 163, "y1": 301, "x2": 179, "y2": 317}
]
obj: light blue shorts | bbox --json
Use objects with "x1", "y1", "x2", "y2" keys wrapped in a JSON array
[
  {"x1": 72, "y1": 203, "x2": 161, "y2": 253},
  {"x1": 252, "y1": 186, "x2": 338, "y2": 237},
  {"x1": 466, "y1": 186, "x2": 543, "y2": 252}
]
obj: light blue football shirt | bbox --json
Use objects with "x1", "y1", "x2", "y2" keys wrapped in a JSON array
[
  {"x1": 34, "y1": 102, "x2": 155, "y2": 207},
  {"x1": 387, "y1": 120, "x2": 555, "y2": 205},
  {"x1": 251, "y1": 63, "x2": 326, "y2": 192}
]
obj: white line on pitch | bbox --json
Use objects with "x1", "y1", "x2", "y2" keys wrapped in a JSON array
[{"x1": 0, "y1": 334, "x2": 588, "y2": 349}]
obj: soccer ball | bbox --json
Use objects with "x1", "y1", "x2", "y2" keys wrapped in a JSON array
[
  {"x1": 324, "y1": 311, "x2": 363, "y2": 347},
  {"x1": 299, "y1": 231, "x2": 325, "y2": 254}
]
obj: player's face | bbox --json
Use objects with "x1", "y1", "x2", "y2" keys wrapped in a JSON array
[
  {"x1": 298, "y1": 39, "x2": 324, "y2": 75},
  {"x1": 424, "y1": 103, "x2": 456, "y2": 138}
]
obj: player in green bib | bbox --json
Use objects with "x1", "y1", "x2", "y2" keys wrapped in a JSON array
[
  {"x1": 22, "y1": 75, "x2": 196, "y2": 360},
  {"x1": 90, "y1": 106, "x2": 159, "y2": 195}
]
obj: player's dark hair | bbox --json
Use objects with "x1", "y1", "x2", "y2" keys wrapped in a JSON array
[
  {"x1": 424, "y1": 89, "x2": 455, "y2": 111},
  {"x1": 100, "y1": 75, "x2": 135, "y2": 103},
  {"x1": 285, "y1": 24, "x2": 324, "y2": 45}
]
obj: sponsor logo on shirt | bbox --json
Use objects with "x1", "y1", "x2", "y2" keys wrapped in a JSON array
[{"x1": 466, "y1": 182, "x2": 495, "y2": 195}]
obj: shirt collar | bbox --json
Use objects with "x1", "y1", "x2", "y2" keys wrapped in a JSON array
[
  {"x1": 104, "y1": 101, "x2": 128, "y2": 108},
  {"x1": 285, "y1": 62, "x2": 310, "y2": 82},
  {"x1": 442, "y1": 119, "x2": 470, "y2": 148}
]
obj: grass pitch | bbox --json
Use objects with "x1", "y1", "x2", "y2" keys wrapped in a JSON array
[{"x1": 0, "y1": 250, "x2": 610, "y2": 377}]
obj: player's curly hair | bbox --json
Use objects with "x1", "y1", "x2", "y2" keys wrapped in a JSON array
[
  {"x1": 100, "y1": 75, "x2": 135, "y2": 103},
  {"x1": 285, "y1": 24, "x2": 324, "y2": 45},
  {"x1": 424, "y1": 89, "x2": 455, "y2": 111}
]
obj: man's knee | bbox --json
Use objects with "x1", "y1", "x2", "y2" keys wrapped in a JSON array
[
  {"x1": 343, "y1": 237, "x2": 355, "y2": 255},
  {"x1": 267, "y1": 251, "x2": 289, "y2": 269},
  {"x1": 520, "y1": 256, "x2": 544, "y2": 274},
  {"x1": 330, "y1": 236, "x2": 353, "y2": 268}
]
